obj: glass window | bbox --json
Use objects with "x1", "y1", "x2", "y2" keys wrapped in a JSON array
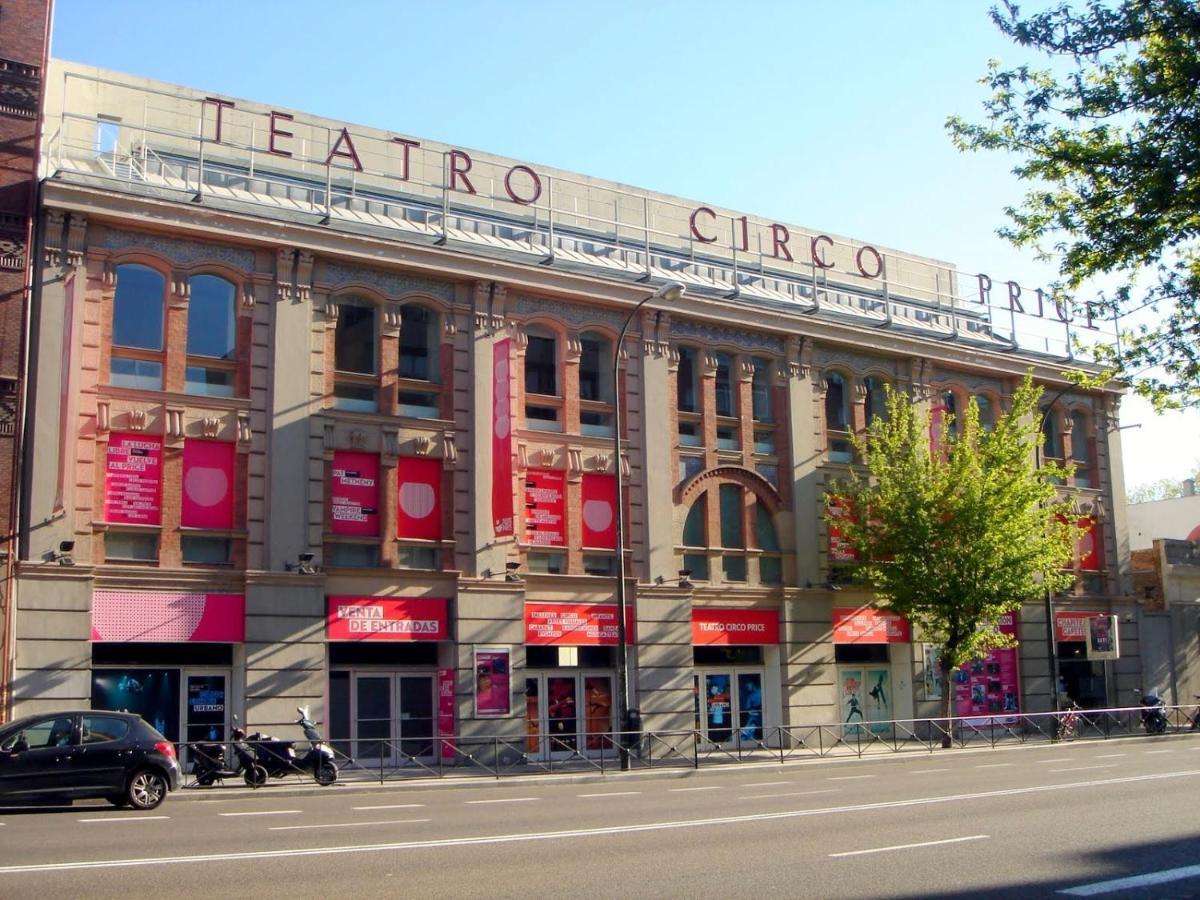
[
  {"x1": 185, "y1": 365, "x2": 234, "y2": 398},
  {"x1": 865, "y1": 377, "x2": 888, "y2": 425},
  {"x1": 112, "y1": 264, "x2": 164, "y2": 350},
  {"x1": 187, "y1": 275, "x2": 236, "y2": 359},
  {"x1": 333, "y1": 383, "x2": 378, "y2": 413},
  {"x1": 719, "y1": 484, "x2": 744, "y2": 549},
  {"x1": 1042, "y1": 408, "x2": 1063, "y2": 459},
  {"x1": 756, "y1": 504, "x2": 780, "y2": 552},
  {"x1": 942, "y1": 391, "x2": 959, "y2": 439},
  {"x1": 722, "y1": 555, "x2": 747, "y2": 582},
  {"x1": 525, "y1": 329, "x2": 558, "y2": 396},
  {"x1": 111, "y1": 357, "x2": 163, "y2": 390},
  {"x1": 583, "y1": 554, "x2": 616, "y2": 576},
  {"x1": 105, "y1": 532, "x2": 158, "y2": 561},
  {"x1": 677, "y1": 347, "x2": 699, "y2": 413},
  {"x1": 825, "y1": 372, "x2": 849, "y2": 430},
  {"x1": 579, "y1": 332, "x2": 613, "y2": 403},
  {"x1": 714, "y1": 353, "x2": 734, "y2": 417},
  {"x1": 182, "y1": 536, "x2": 231, "y2": 564},
  {"x1": 975, "y1": 395, "x2": 994, "y2": 432},
  {"x1": 526, "y1": 551, "x2": 565, "y2": 574},
  {"x1": 399, "y1": 304, "x2": 439, "y2": 382},
  {"x1": 335, "y1": 299, "x2": 377, "y2": 374},
  {"x1": 683, "y1": 498, "x2": 706, "y2": 546},
  {"x1": 81, "y1": 715, "x2": 131, "y2": 744},
  {"x1": 397, "y1": 546, "x2": 439, "y2": 569},
  {"x1": 329, "y1": 542, "x2": 379, "y2": 568},
  {"x1": 1071, "y1": 410, "x2": 1092, "y2": 487},
  {"x1": 751, "y1": 357, "x2": 772, "y2": 422}
]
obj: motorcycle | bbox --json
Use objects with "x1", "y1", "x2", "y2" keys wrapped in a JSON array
[
  {"x1": 247, "y1": 707, "x2": 338, "y2": 785},
  {"x1": 190, "y1": 718, "x2": 268, "y2": 787},
  {"x1": 1135, "y1": 688, "x2": 1169, "y2": 734}
]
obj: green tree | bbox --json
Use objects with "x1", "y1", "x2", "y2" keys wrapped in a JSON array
[
  {"x1": 948, "y1": 1, "x2": 1200, "y2": 409},
  {"x1": 827, "y1": 376, "x2": 1077, "y2": 746}
]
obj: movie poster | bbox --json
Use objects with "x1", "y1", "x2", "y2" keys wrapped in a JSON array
[
  {"x1": 474, "y1": 648, "x2": 511, "y2": 717},
  {"x1": 953, "y1": 612, "x2": 1020, "y2": 724}
]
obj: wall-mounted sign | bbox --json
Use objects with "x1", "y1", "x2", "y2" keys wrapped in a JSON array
[
  {"x1": 827, "y1": 497, "x2": 859, "y2": 562},
  {"x1": 437, "y1": 667, "x2": 456, "y2": 760},
  {"x1": 396, "y1": 456, "x2": 442, "y2": 541},
  {"x1": 182, "y1": 440, "x2": 235, "y2": 529},
  {"x1": 1086, "y1": 614, "x2": 1120, "y2": 661},
  {"x1": 1055, "y1": 610, "x2": 1103, "y2": 643},
  {"x1": 104, "y1": 433, "x2": 163, "y2": 525},
  {"x1": 91, "y1": 591, "x2": 244, "y2": 643},
  {"x1": 525, "y1": 602, "x2": 633, "y2": 646},
  {"x1": 691, "y1": 609, "x2": 780, "y2": 645},
  {"x1": 330, "y1": 451, "x2": 379, "y2": 536},
  {"x1": 524, "y1": 469, "x2": 566, "y2": 547},
  {"x1": 326, "y1": 596, "x2": 449, "y2": 641},
  {"x1": 474, "y1": 648, "x2": 511, "y2": 718},
  {"x1": 833, "y1": 608, "x2": 911, "y2": 644},
  {"x1": 580, "y1": 473, "x2": 617, "y2": 550},
  {"x1": 953, "y1": 612, "x2": 1020, "y2": 725}
]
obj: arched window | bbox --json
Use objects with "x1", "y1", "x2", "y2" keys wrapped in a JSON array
[
  {"x1": 756, "y1": 502, "x2": 782, "y2": 585},
  {"x1": 682, "y1": 497, "x2": 708, "y2": 581},
  {"x1": 579, "y1": 331, "x2": 614, "y2": 437},
  {"x1": 975, "y1": 394, "x2": 995, "y2": 432},
  {"x1": 941, "y1": 390, "x2": 959, "y2": 439},
  {"x1": 714, "y1": 352, "x2": 735, "y2": 418},
  {"x1": 825, "y1": 372, "x2": 852, "y2": 462},
  {"x1": 185, "y1": 274, "x2": 236, "y2": 397},
  {"x1": 864, "y1": 376, "x2": 888, "y2": 426},
  {"x1": 525, "y1": 325, "x2": 560, "y2": 431},
  {"x1": 1071, "y1": 410, "x2": 1093, "y2": 487},
  {"x1": 676, "y1": 345, "x2": 701, "y2": 448},
  {"x1": 398, "y1": 303, "x2": 439, "y2": 382},
  {"x1": 333, "y1": 296, "x2": 378, "y2": 412},
  {"x1": 110, "y1": 263, "x2": 165, "y2": 389},
  {"x1": 750, "y1": 357, "x2": 772, "y2": 422},
  {"x1": 1041, "y1": 407, "x2": 1063, "y2": 460}
]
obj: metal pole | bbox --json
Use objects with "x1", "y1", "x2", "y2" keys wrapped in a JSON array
[{"x1": 614, "y1": 281, "x2": 685, "y2": 770}]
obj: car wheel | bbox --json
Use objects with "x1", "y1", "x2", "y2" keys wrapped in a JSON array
[
  {"x1": 106, "y1": 795, "x2": 128, "y2": 808},
  {"x1": 315, "y1": 762, "x2": 338, "y2": 786},
  {"x1": 127, "y1": 769, "x2": 168, "y2": 810},
  {"x1": 244, "y1": 764, "x2": 268, "y2": 787}
]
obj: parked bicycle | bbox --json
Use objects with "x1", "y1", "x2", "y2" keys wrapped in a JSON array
[{"x1": 1055, "y1": 701, "x2": 1081, "y2": 741}]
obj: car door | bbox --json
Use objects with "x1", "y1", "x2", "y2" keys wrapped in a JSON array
[
  {"x1": 74, "y1": 714, "x2": 135, "y2": 793},
  {"x1": 0, "y1": 715, "x2": 79, "y2": 799}
]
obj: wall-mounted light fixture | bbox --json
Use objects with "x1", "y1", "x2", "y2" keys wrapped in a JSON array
[
  {"x1": 45, "y1": 540, "x2": 75, "y2": 566},
  {"x1": 482, "y1": 561, "x2": 523, "y2": 582},
  {"x1": 655, "y1": 569, "x2": 694, "y2": 589},
  {"x1": 285, "y1": 552, "x2": 318, "y2": 575}
]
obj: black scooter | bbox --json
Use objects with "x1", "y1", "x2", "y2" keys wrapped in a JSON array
[
  {"x1": 1135, "y1": 688, "x2": 1169, "y2": 734},
  {"x1": 247, "y1": 707, "x2": 338, "y2": 785},
  {"x1": 190, "y1": 719, "x2": 268, "y2": 787}
]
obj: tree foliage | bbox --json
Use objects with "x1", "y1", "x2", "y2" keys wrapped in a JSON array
[
  {"x1": 827, "y1": 377, "x2": 1077, "y2": 734},
  {"x1": 1126, "y1": 463, "x2": 1200, "y2": 502},
  {"x1": 948, "y1": 1, "x2": 1200, "y2": 409}
]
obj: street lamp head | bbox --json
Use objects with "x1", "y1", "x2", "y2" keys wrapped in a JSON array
[{"x1": 650, "y1": 281, "x2": 686, "y2": 303}]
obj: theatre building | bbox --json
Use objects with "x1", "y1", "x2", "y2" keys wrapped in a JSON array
[{"x1": 7, "y1": 59, "x2": 1142, "y2": 757}]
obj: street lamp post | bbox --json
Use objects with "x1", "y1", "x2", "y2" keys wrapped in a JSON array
[{"x1": 613, "y1": 280, "x2": 685, "y2": 770}]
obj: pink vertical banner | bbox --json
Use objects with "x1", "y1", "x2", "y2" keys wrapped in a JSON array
[
  {"x1": 438, "y1": 667, "x2": 456, "y2": 760},
  {"x1": 580, "y1": 473, "x2": 616, "y2": 549},
  {"x1": 330, "y1": 451, "x2": 380, "y2": 536},
  {"x1": 492, "y1": 339, "x2": 514, "y2": 537},
  {"x1": 181, "y1": 440, "x2": 235, "y2": 529},
  {"x1": 104, "y1": 433, "x2": 163, "y2": 525}
]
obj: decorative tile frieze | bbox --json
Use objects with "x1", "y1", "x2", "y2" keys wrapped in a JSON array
[
  {"x1": 670, "y1": 320, "x2": 784, "y2": 355},
  {"x1": 319, "y1": 261, "x2": 453, "y2": 301},
  {"x1": 100, "y1": 229, "x2": 255, "y2": 270},
  {"x1": 511, "y1": 295, "x2": 627, "y2": 331}
]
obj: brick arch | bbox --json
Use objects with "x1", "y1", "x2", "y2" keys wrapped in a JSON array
[{"x1": 676, "y1": 465, "x2": 783, "y2": 514}]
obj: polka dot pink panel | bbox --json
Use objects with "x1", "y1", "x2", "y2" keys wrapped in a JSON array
[{"x1": 91, "y1": 591, "x2": 244, "y2": 642}]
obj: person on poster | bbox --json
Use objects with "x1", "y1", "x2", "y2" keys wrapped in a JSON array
[
  {"x1": 868, "y1": 672, "x2": 887, "y2": 709},
  {"x1": 844, "y1": 677, "x2": 864, "y2": 724}
]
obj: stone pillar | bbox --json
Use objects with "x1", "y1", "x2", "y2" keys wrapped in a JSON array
[{"x1": 634, "y1": 584, "x2": 693, "y2": 732}]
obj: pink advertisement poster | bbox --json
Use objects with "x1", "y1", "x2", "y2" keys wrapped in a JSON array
[
  {"x1": 438, "y1": 667, "x2": 456, "y2": 760},
  {"x1": 104, "y1": 433, "x2": 163, "y2": 525},
  {"x1": 396, "y1": 456, "x2": 442, "y2": 541},
  {"x1": 953, "y1": 612, "x2": 1020, "y2": 724},
  {"x1": 474, "y1": 648, "x2": 511, "y2": 717},
  {"x1": 330, "y1": 451, "x2": 380, "y2": 536},
  {"x1": 580, "y1": 473, "x2": 616, "y2": 549},
  {"x1": 181, "y1": 440, "x2": 235, "y2": 529},
  {"x1": 524, "y1": 468, "x2": 566, "y2": 546},
  {"x1": 492, "y1": 339, "x2": 515, "y2": 537}
]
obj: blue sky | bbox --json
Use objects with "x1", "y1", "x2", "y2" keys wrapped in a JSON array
[{"x1": 49, "y1": 0, "x2": 1198, "y2": 489}]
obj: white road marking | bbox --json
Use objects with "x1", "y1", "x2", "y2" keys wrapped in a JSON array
[
  {"x1": 1094, "y1": 753, "x2": 1126, "y2": 758},
  {"x1": 6, "y1": 769, "x2": 1199, "y2": 875},
  {"x1": 739, "y1": 789, "x2": 840, "y2": 800},
  {"x1": 217, "y1": 810, "x2": 301, "y2": 817},
  {"x1": 909, "y1": 768, "x2": 951, "y2": 774},
  {"x1": 77, "y1": 816, "x2": 169, "y2": 823},
  {"x1": 1144, "y1": 749, "x2": 1173, "y2": 754},
  {"x1": 1059, "y1": 863, "x2": 1200, "y2": 896},
  {"x1": 830, "y1": 834, "x2": 989, "y2": 858},
  {"x1": 827, "y1": 774, "x2": 876, "y2": 781},
  {"x1": 975, "y1": 763, "x2": 1013, "y2": 769},
  {"x1": 1037, "y1": 758, "x2": 1074, "y2": 764},
  {"x1": 667, "y1": 786, "x2": 721, "y2": 793},
  {"x1": 352, "y1": 804, "x2": 425, "y2": 811},
  {"x1": 578, "y1": 791, "x2": 641, "y2": 798},
  {"x1": 269, "y1": 819, "x2": 430, "y2": 831},
  {"x1": 742, "y1": 781, "x2": 791, "y2": 787},
  {"x1": 1048, "y1": 764, "x2": 1118, "y2": 774},
  {"x1": 464, "y1": 797, "x2": 538, "y2": 805}
]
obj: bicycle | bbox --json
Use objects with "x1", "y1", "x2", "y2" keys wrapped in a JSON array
[{"x1": 1055, "y1": 701, "x2": 1081, "y2": 741}]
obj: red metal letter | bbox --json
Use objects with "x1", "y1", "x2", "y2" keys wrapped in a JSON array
[
  {"x1": 855, "y1": 245, "x2": 883, "y2": 279},
  {"x1": 392, "y1": 137, "x2": 420, "y2": 181},
  {"x1": 736, "y1": 216, "x2": 749, "y2": 252},
  {"x1": 689, "y1": 207, "x2": 717, "y2": 243},
  {"x1": 810, "y1": 235, "x2": 834, "y2": 269},
  {"x1": 1006, "y1": 280, "x2": 1024, "y2": 314},
  {"x1": 503, "y1": 164, "x2": 542, "y2": 205},
  {"x1": 325, "y1": 128, "x2": 363, "y2": 172},
  {"x1": 977, "y1": 273, "x2": 993, "y2": 305},
  {"x1": 205, "y1": 97, "x2": 234, "y2": 144},
  {"x1": 449, "y1": 150, "x2": 476, "y2": 195},
  {"x1": 269, "y1": 111, "x2": 294, "y2": 157},
  {"x1": 770, "y1": 224, "x2": 793, "y2": 262}
]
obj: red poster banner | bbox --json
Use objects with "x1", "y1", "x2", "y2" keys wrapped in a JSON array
[
  {"x1": 953, "y1": 612, "x2": 1020, "y2": 723},
  {"x1": 691, "y1": 608, "x2": 780, "y2": 645},
  {"x1": 833, "y1": 607, "x2": 912, "y2": 644},
  {"x1": 437, "y1": 667, "x2": 456, "y2": 760},
  {"x1": 181, "y1": 440, "x2": 235, "y2": 529},
  {"x1": 828, "y1": 496, "x2": 859, "y2": 562},
  {"x1": 326, "y1": 596, "x2": 449, "y2": 641},
  {"x1": 1078, "y1": 517, "x2": 1103, "y2": 571},
  {"x1": 330, "y1": 451, "x2": 379, "y2": 536},
  {"x1": 580, "y1": 473, "x2": 617, "y2": 549},
  {"x1": 525, "y1": 602, "x2": 634, "y2": 646},
  {"x1": 492, "y1": 339, "x2": 515, "y2": 537},
  {"x1": 396, "y1": 457, "x2": 442, "y2": 540},
  {"x1": 524, "y1": 468, "x2": 566, "y2": 547},
  {"x1": 1055, "y1": 610, "x2": 1103, "y2": 642},
  {"x1": 104, "y1": 433, "x2": 163, "y2": 525}
]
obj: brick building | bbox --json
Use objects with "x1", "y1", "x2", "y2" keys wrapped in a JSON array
[{"x1": 8, "y1": 56, "x2": 1143, "y2": 759}]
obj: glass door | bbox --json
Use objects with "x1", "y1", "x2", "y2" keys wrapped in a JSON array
[
  {"x1": 525, "y1": 672, "x2": 615, "y2": 759},
  {"x1": 839, "y1": 666, "x2": 892, "y2": 736},
  {"x1": 546, "y1": 675, "x2": 578, "y2": 754},
  {"x1": 695, "y1": 670, "x2": 764, "y2": 747},
  {"x1": 397, "y1": 675, "x2": 435, "y2": 759},
  {"x1": 351, "y1": 673, "x2": 436, "y2": 764},
  {"x1": 355, "y1": 675, "x2": 391, "y2": 760}
]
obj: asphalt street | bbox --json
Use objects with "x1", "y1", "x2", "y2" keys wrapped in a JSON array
[{"x1": 2, "y1": 734, "x2": 1199, "y2": 899}]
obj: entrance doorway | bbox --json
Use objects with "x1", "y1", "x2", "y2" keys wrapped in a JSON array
[
  {"x1": 351, "y1": 672, "x2": 436, "y2": 763},
  {"x1": 693, "y1": 670, "x2": 764, "y2": 747},
  {"x1": 524, "y1": 671, "x2": 614, "y2": 759},
  {"x1": 837, "y1": 666, "x2": 893, "y2": 735}
]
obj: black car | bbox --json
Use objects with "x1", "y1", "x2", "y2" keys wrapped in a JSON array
[{"x1": 0, "y1": 710, "x2": 181, "y2": 810}]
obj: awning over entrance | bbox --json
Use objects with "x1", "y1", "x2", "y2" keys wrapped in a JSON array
[
  {"x1": 833, "y1": 607, "x2": 911, "y2": 644},
  {"x1": 91, "y1": 590, "x2": 244, "y2": 643},
  {"x1": 691, "y1": 608, "x2": 779, "y2": 645},
  {"x1": 524, "y1": 602, "x2": 633, "y2": 646},
  {"x1": 327, "y1": 596, "x2": 449, "y2": 641}
]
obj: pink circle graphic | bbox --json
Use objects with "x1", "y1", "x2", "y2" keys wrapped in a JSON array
[
  {"x1": 184, "y1": 466, "x2": 229, "y2": 507},
  {"x1": 583, "y1": 499, "x2": 613, "y2": 533},
  {"x1": 399, "y1": 482, "x2": 435, "y2": 519}
]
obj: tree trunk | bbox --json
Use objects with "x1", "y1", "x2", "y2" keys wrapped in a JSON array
[{"x1": 940, "y1": 658, "x2": 955, "y2": 749}]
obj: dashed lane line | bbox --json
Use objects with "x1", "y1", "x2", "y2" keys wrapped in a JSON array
[
  {"x1": 909, "y1": 768, "x2": 951, "y2": 774},
  {"x1": 1048, "y1": 764, "x2": 1119, "y2": 774},
  {"x1": 975, "y1": 763, "x2": 1013, "y2": 769},
  {"x1": 738, "y1": 789, "x2": 840, "y2": 800},
  {"x1": 77, "y1": 816, "x2": 169, "y2": 823},
  {"x1": 352, "y1": 804, "x2": 425, "y2": 811},
  {"x1": 578, "y1": 791, "x2": 641, "y2": 798},
  {"x1": 742, "y1": 781, "x2": 791, "y2": 788},
  {"x1": 218, "y1": 810, "x2": 301, "y2": 817},
  {"x1": 667, "y1": 786, "x2": 721, "y2": 793},
  {"x1": 269, "y1": 819, "x2": 431, "y2": 831},
  {"x1": 464, "y1": 798, "x2": 538, "y2": 805},
  {"x1": 827, "y1": 774, "x2": 876, "y2": 781}
]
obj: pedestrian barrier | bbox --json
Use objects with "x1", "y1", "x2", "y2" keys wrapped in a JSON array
[{"x1": 175, "y1": 702, "x2": 1200, "y2": 788}]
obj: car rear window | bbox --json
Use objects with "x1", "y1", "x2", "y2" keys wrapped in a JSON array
[{"x1": 82, "y1": 715, "x2": 130, "y2": 744}]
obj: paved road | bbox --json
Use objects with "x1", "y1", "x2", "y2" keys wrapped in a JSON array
[{"x1": 2, "y1": 734, "x2": 1200, "y2": 899}]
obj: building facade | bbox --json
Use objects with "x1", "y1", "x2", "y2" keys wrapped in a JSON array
[{"x1": 9, "y1": 60, "x2": 1142, "y2": 759}]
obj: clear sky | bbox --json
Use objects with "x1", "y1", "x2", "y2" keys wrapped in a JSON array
[{"x1": 48, "y1": 0, "x2": 1198, "y2": 491}]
